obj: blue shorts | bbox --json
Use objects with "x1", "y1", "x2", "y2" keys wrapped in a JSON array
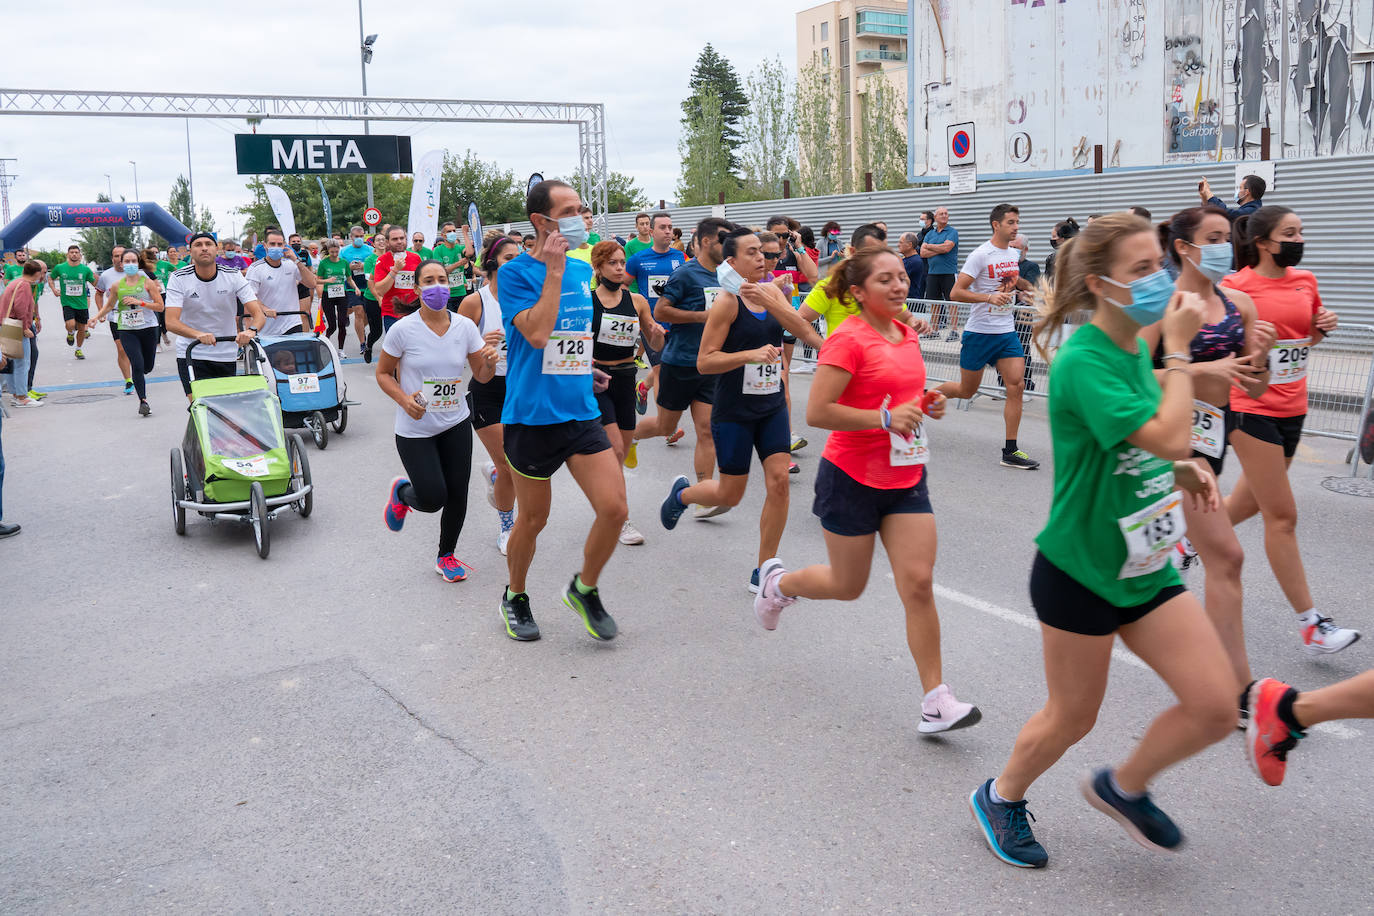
[
  {"x1": 958, "y1": 330, "x2": 1025, "y2": 372},
  {"x1": 812, "y1": 458, "x2": 932, "y2": 537},
  {"x1": 711, "y1": 409, "x2": 791, "y2": 476}
]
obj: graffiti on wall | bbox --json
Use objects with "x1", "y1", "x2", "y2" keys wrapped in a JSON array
[{"x1": 1164, "y1": 0, "x2": 1226, "y2": 160}]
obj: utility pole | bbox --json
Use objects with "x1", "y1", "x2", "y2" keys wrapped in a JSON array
[
  {"x1": 358, "y1": 0, "x2": 376, "y2": 209},
  {"x1": 0, "y1": 158, "x2": 15, "y2": 225},
  {"x1": 185, "y1": 118, "x2": 195, "y2": 226}
]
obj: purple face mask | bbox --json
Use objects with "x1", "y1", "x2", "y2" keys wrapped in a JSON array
[{"x1": 419, "y1": 284, "x2": 450, "y2": 310}]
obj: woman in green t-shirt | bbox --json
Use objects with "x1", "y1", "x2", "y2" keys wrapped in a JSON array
[{"x1": 970, "y1": 212, "x2": 1237, "y2": 870}]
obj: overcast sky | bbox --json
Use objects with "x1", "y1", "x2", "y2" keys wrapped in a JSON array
[{"x1": 1, "y1": 0, "x2": 796, "y2": 252}]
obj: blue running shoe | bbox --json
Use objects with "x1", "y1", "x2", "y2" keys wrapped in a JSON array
[
  {"x1": 435, "y1": 554, "x2": 471, "y2": 582},
  {"x1": 660, "y1": 475, "x2": 690, "y2": 530},
  {"x1": 384, "y1": 477, "x2": 411, "y2": 532},
  {"x1": 1080, "y1": 768, "x2": 1183, "y2": 852},
  {"x1": 969, "y1": 779, "x2": 1048, "y2": 868},
  {"x1": 748, "y1": 568, "x2": 760, "y2": 594}
]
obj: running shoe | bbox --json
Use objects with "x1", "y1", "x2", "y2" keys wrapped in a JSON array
[
  {"x1": 363, "y1": 346, "x2": 373, "y2": 364},
  {"x1": 969, "y1": 779, "x2": 1047, "y2": 868},
  {"x1": 74, "y1": 348, "x2": 85, "y2": 360},
  {"x1": 753, "y1": 557, "x2": 795, "y2": 630},
  {"x1": 1080, "y1": 768, "x2": 1183, "y2": 852},
  {"x1": 1302, "y1": 615, "x2": 1360, "y2": 654},
  {"x1": 8, "y1": 397, "x2": 42, "y2": 409},
  {"x1": 634, "y1": 356, "x2": 648, "y2": 370},
  {"x1": 945, "y1": 329, "x2": 960, "y2": 342},
  {"x1": 435, "y1": 554, "x2": 471, "y2": 582},
  {"x1": 660, "y1": 475, "x2": 690, "y2": 530},
  {"x1": 563, "y1": 576, "x2": 618, "y2": 640},
  {"x1": 748, "y1": 568, "x2": 760, "y2": 594},
  {"x1": 27, "y1": 389, "x2": 46, "y2": 400},
  {"x1": 693, "y1": 503, "x2": 731, "y2": 520},
  {"x1": 619, "y1": 519, "x2": 645, "y2": 545},
  {"x1": 623, "y1": 441, "x2": 638, "y2": 469},
  {"x1": 483, "y1": 461, "x2": 498, "y2": 509},
  {"x1": 918, "y1": 684, "x2": 983, "y2": 734},
  {"x1": 789, "y1": 461, "x2": 800, "y2": 475},
  {"x1": 790, "y1": 433, "x2": 808, "y2": 452},
  {"x1": 635, "y1": 380, "x2": 649, "y2": 415},
  {"x1": 919, "y1": 331, "x2": 938, "y2": 340},
  {"x1": 1245, "y1": 677, "x2": 1304, "y2": 787},
  {"x1": 383, "y1": 477, "x2": 411, "y2": 532},
  {"x1": 666, "y1": 428, "x2": 685, "y2": 446},
  {"x1": 124, "y1": 380, "x2": 134, "y2": 396},
  {"x1": 1171, "y1": 537, "x2": 1199, "y2": 574},
  {"x1": 138, "y1": 401, "x2": 151, "y2": 417},
  {"x1": 1000, "y1": 450, "x2": 1041, "y2": 470},
  {"x1": 66, "y1": 331, "x2": 74, "y2": 346},
  {"x1": 500, "y1": 589, "x2": 540, "y2": 641}
]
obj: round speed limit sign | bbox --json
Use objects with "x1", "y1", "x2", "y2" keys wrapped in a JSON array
[{"x1": 363, "y1": 207, "x2": 381, "y2": 227}]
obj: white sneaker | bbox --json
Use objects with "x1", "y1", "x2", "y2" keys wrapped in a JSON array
[
  {"x1": 753, "y1": 557, "x2": 795, "y2": 630},
  {"x1": 1302, "y1": 615, "x2": 1361, "y2": 654},
  {"x1": 1170, "y1": 537, "x2": 1199, "y2": 575},
  {"x1": 619, "y1": 519, "x2": 645, "y2": 545},
  {"x1": 483, "y1": 461, "x2": 498, "y2": 509},
  {"x1": 693, "y1": 503, "x2": 731, "y2": 520},
  {"x1": 10, "y1": 397, "x2": 43, "y2": 408},
  {"x1": 497, "y1": 526, "x2": 511, "y2": 556},
  {"x1": 918, "y1": 684, "x2": 982, "y2": 734}
]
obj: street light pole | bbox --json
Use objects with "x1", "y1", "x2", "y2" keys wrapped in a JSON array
[
  {"x1": 358, "y1": 0, "x2": 374, "y2": 209},
  {"x1": 184, "y1": 118, "x2": 195, "y2": 227},
  {"x1": 129, "y1": 160, "x2": 140, "y2": 247},
  {"x1": 104, "y1": 173, "x2": 114, "y2": 256}
]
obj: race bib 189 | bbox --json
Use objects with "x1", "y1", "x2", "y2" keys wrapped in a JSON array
[
  {"x1": 1269, "y1": 337, "x2": 1311, "y2": 384},
  {"x1": 1117, "y1": 490, "x2": 1186, "y2": 579},
  {"x1": 542, "y1": 330, "x2": 592, "y2": 375}
]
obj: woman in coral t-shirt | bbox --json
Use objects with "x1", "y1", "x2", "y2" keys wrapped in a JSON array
[
  {"x1": 1224, "y1": 205, "x2": 1354, "y2": 655},
  {"x1": 751, "y1": 247, "x2": 981, "y2": 735}
]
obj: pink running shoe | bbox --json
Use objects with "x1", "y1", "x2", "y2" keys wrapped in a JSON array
[
  {"x1": 918, "y1": 684, "x2": 982, "y2": 734},
  {"x1": 435, "y1": 554, "x2": 472, "y2": 582},
  {"x1": 753, "y1": 557, "x2": 795, "y2": 630}
]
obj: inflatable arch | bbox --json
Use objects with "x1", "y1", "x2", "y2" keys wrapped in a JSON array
[{"x1": 0, "y1": 202, "x2": 195, "y2": 255}]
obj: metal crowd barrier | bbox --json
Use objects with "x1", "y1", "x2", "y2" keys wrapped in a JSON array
[{"x1": 793, "y1": 295, "x2": 1374, "y2": 476}]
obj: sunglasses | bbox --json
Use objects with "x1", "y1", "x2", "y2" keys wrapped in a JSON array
[{"x1": 762, "y1": 251, "x2": 781, "y2": 260}]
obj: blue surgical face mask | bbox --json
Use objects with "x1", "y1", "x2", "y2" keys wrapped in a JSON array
[
  {"x1": 266, "y1": 246, "x2": 284, "y2": 261},
  {"x1": 716, "y1": 261, "x2": 744, "y2": 295},
  {"x1": 122, "y1": 263, "x2": 139, "y2": 276},
  {"x1": 546, "y1": 214, "x2": 587, "y2": 249},
  {"x1": 1184, "y1": 241, "x2": 1233, "y2": 282},
  {"x1": 1100, "y1": 268, "x2": 1176, "y2": 326},
  {"x1": 446, "y1": 231, "x2": 458, "y2": 243}
]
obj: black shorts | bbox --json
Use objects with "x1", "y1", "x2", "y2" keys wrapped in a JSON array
[
  {"x1": 1030, "y1": 551, "x2": 1187, "y2": 637},
  {"x1": 657, "y1": 362, "x2": 715, "y2": 411},
  {"x1": 712, "y1": 408, "x2": 791, "y2": 476},
  {"x1": 62, "y1": 306, "x2": 89, "y2": 323},
  {"x1": 296, "y1": 282, "x2": 312, "y2": 300},
  {"x1": 469, "y1": 376, "x2": 506, "y2": 430},
  {"x1": 812, "y1": 458, "x2": 932, "y2": 537},
  {"x1": 176, "y1": 356, "x2": 237, "y2": 395},
  {"x1": 925, "y1": 273, "x2": 956, "y2": 301},
  {"x1": 504, "y1": 417, "x2": 610, "y2": 480},
  {"x1": 595, "y1": 363, "x2": 639, "y2": 431},
  {"x1": 1230, "y1": 411, "x2": 1305, "y2": 458},
  {"x1": 110, "y1": 320, "x2": 120, "y2": 340}
]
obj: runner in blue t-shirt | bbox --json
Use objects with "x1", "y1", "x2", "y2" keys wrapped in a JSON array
[
  {"x1": 624, "y1": 213, "x2": 686, "y2": 422},
  {"x1": 495, "y1": 179, "x2": 626, "y2": 645}
]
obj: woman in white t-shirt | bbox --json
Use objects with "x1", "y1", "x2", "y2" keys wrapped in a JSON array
[{"x1": 378, "y1": 259, "x2": 500, "y2": 582}]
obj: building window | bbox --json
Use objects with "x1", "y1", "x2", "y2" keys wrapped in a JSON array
[
  {"x1": 812, "y1": 25, "x2": 815, "y2": 43},
  {"x1": 821, "y1": 21, "x2": 829, "y2": 41},
  {"x1": 821, "y1": 47, "x2": 830, "y2": 67}
]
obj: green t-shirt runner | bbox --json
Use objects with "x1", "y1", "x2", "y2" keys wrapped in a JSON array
[
  {"x1": 1034, "y1": 323, "x2": 1183, "y2": 606},
  {"x1": 5, "y1": 262, "x2": 44, "y2": 299},
  {"x1": 51, "y1": 261, "x2": 97, "y2": 310},
  {"x1": 154, "y1": 259, "x2": 174, "y2": 289},
  {"x1": 432, "y1": 241, "x2": 468, "y2": 299},
  {"x1": 362, "y1": 254, "x2": 379, "y2": 302},
  {"x1": 316, "y1": 257, "x2": 350, "y2": 299},
  {"x1": 623, "y1": 237, "x2": 652, "y2": 258}
]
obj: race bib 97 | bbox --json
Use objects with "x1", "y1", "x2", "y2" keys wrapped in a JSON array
[{"x1": 288, "y1": 373, "x2": 320, "y2": 394}]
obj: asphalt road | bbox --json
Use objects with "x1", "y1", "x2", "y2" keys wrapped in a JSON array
[{"x1": 3, "y1": 329, "x2": 1372, "y2": 914}]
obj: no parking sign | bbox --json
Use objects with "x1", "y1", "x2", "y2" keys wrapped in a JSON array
[{"x1": 948, "y1": 122, "x2": 976, "y2": 167}]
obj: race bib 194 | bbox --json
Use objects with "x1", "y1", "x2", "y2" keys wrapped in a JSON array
[{"x1": 742, "y1": 359, "x2": 782, "y2": 395}]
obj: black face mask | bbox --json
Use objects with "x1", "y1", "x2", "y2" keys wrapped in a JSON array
[
  {"x1": 1049, "y1": 238, "x2": 1061, "y2": 250},
  {"x1": 599, "y1": 277, "x2": 623, "y2": 292},
  {"x1": 1270, "y1": 240, "x2": 1304, "y2": 268}
]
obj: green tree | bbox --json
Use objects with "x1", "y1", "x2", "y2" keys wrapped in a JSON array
[
  {"x1": 439, "y1": 151, "x2": 525, "y2": 226},
  {"x1": 856, "y1": 76, "x2": 908, "y2": 191},
  {"x1": 166, "y1": 174, "x2": 217, "y2": 236},
  {"x1": 237, "y1": 174, "x2": 411, "y2": 242},
  {"x1": 676, "y1": 85, "x2": 737, "y2": 206},
  {"x1": 75, "y1": 193, "x2": 137, "y2": 267},
  {"x1": 796, "y1": 61, "x2": 849, "y2": 197},
  {"x1": 558, "y1": 168, "x2": 650, "y2": 213},
  {"x1": 740, "y1": 56, "x2": 798, "y2": 201},
  {"x1": 681, "y1": 44, "x2": 749, "y2": 181}
]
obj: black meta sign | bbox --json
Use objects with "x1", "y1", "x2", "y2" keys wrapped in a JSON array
[{"x1": 235, "y1": 134, "x2": 413, "y2": 175}]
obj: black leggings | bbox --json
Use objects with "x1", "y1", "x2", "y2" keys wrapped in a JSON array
[
  {"x1": 322, "y1": 297, "x2": 350, "y2": 348},
  {"x1": 363, "y1": 300, "x2": 384, "y2": 351},
  {"x1": 119, "y1": 327, "x2": 159, "y2": 400},
  {"x1": 394, "y1": 419, "x2": 473, "y2": 557}
]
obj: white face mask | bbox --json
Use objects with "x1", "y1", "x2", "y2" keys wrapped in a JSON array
[{"x1": 716, "y1": 262, "x2": 744, "y2": 295}]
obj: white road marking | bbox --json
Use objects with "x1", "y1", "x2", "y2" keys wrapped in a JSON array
[{"x1": 928, "y1": 581, "x2": 1362, "y2": 740}]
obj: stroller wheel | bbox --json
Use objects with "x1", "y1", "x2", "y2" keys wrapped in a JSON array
[
  {"x1": 290, "y1": 434, "x2": 313, "y2": 518},
  {"x1": 250, "y1": 482, "x2": 271, "y2": 559},
  {"x1": 170, "y1": 448, "x2": 187, "y2": 535},
  {"x1": 331, "y1": 404, "x2": 348, "y2": 434},
  {"x1": 311, "y1": 411, "x2": 329, "y2": 450}
]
